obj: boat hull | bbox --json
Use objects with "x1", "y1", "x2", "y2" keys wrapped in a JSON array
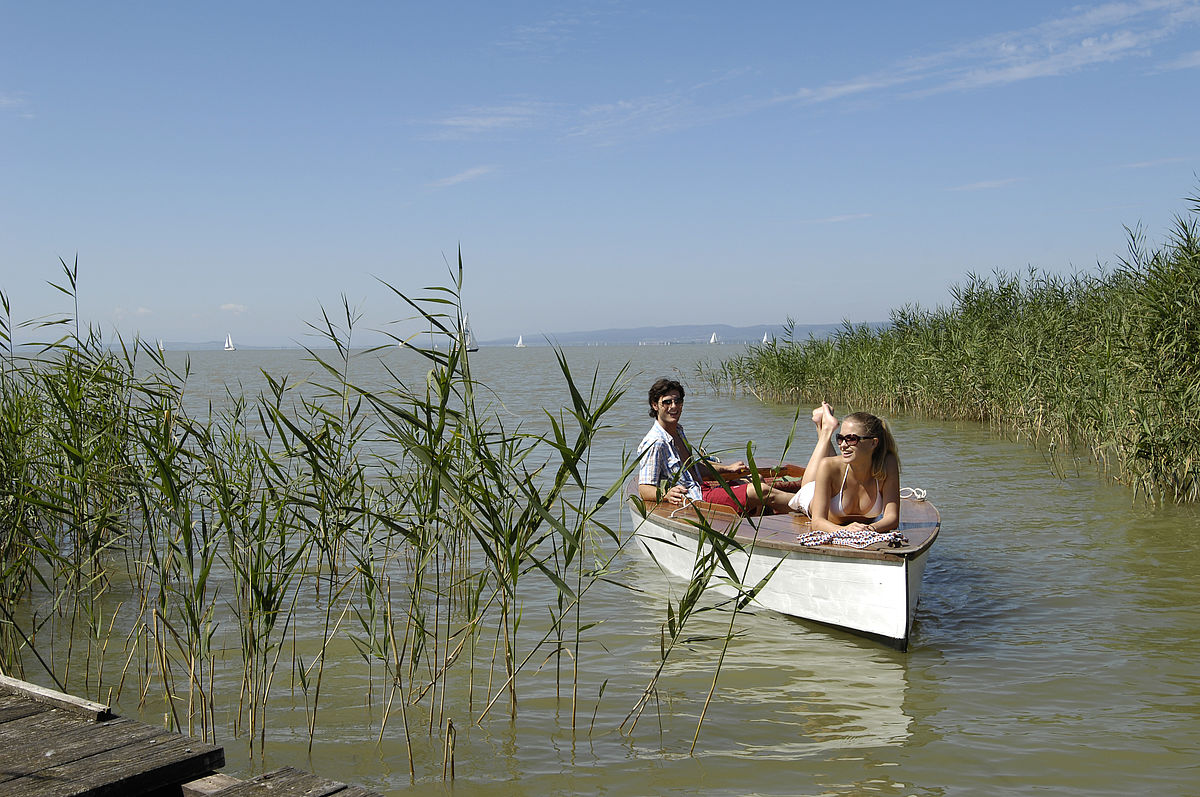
[{"x1": 628, "y1": 483, "x2": 938, "y2": 649}]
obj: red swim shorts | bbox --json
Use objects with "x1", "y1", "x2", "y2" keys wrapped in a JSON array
[{"x1": 701, "y1": 482, "x2": 749, "y2": 510}]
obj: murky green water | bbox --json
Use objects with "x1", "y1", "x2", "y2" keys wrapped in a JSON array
[{"x1": 45, "y1": 345, "x2": 1200, "y2": 794}]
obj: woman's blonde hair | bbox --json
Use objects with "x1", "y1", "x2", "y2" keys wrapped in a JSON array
[{"x1": 843, "y1": 411, "x2": 900, "y2": 482}]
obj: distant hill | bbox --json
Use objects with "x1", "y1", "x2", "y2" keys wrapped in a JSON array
[
  {"x1": 479, "y1": 322, "x2": 850, "y2": 347},
  {"x1": 154, "y1": 341, "x2": 295, "y2": 351},
  {"x1": 129, "y1": 321, "x2": 880, "y2": 350}
]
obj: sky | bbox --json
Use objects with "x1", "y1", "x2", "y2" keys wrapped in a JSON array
[{"x1": 2, "y1": 1, "x2": 1199, "y2": 347}]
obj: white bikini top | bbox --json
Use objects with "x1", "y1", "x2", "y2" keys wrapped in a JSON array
[{"x1": 830, "y1": 466, "x2": 883, "y2": 519}]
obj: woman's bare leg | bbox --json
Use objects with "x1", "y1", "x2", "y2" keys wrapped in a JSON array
[
  {"x1": 741, "y1": 480, "x2": 795, "y2": 513},
  {"x1": 739, "y1": 403, "x2": 838, "y2": 513},
  {"x1": 800, "y1": 402, "x2": 839, "y2": 487},
  {"x1": 741, "y1": 481, "x2": 798, "y2": 514}
]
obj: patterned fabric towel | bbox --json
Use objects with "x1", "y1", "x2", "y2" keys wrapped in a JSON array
[{"x1": 796, "y1": 528, "x2": 908, "y2": 549}]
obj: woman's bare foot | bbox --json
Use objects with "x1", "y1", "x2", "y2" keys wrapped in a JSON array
[{"x1": 819, "y1": 402, "x2": 839, "y2": 434}]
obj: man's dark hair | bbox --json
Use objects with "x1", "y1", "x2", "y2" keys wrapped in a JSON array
[{"x1": 648, "y1": 378, "x2": 684, "y2": 418}]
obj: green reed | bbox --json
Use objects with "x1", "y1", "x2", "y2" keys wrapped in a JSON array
[
  {"x1": 0, "y1": 291, "x2": 54, "y2": 680},
  {"x1": 0, "y1": 253, "x2": 780, "y2": 781},
  {"x1": 710, "y1": 194, "x2": 1200, "y2": 503}
]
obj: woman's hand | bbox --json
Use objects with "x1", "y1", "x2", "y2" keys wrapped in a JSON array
[{"x1": 844, "y1": 521, "x2": 876, "y2": 533}]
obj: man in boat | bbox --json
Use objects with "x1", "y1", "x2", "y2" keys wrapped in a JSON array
[{"x1": 636, "y1": 378, "x2": 796, "y2": 513}]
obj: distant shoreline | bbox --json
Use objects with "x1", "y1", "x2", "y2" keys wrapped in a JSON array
[
  {"x1": 10, "y1": 321, "x2": 882, "y2": 351},
  {"x1": 129, "y1": 321, "x2": 873, "y2": 351}
]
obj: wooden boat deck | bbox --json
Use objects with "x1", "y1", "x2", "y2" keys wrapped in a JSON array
[
  {"x1": 630, "y1": 464, "x2": 940, "y2": 562},
  {"x1": 636, "y1": 497, "x2": 940, "y2": 560},
  {"x1": 0, "y1": 675, "x2": 380, "y2": 797}
]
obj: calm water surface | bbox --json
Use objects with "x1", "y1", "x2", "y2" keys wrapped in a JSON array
[{"x1": 121, "y1": 345, "x2": 1200, "y2": 794}]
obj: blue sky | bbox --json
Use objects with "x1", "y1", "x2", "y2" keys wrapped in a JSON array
[{"x1": 3, "y1": 1, "x2": 1198, "y2": 346}]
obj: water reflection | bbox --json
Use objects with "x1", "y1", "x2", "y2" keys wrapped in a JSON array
[
  {"x1": 619, "y1": 554, "x2": 912, "y2": 759},
  {"x1": 709, "y1": 632, "x2": 912, "y2": 758}
]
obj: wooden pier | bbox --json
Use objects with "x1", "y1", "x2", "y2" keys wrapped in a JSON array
[{"x1": 0, "y1": 674, "x2": 380, "y2": 797}]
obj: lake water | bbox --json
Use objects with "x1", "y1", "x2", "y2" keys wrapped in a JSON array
[{"x1": 64, "y1": 345, "x2": 1200, "y2": 793}]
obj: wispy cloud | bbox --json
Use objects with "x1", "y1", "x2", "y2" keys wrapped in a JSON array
[
  {"x1": 496, "y1": 9, "x2": 593, "y2": 54},
  {"x1": 928, "y1": 33, "x2": 1154, "y2": 94},
  {"x1": 220, "y1": 303, "x2": 247, "y2": 314},
  {"x1": 793, "y1": 0, "x2": 1200, "y2": 103},
  {"x1": 429, "y1": 166, "x2": 496, "y2": 188},
  {"x1": 947, "y1": 177, "x2": 1028, "y2": 192},
  {"x1": 569, "y1": 2, "x2": 1200, "y2": 145},
  {"x1": 426, "y1": 2, "x2": 1200, "y2": 148},
  {"x1": 429, "y1": 100, "x2": 552, "y2": 140},
  {"x1": 1120, "y1": 155, "x2": 1190, "y2": 168},
  {"x1": 775, "y1": 72, "x2": 919, "y2": 106},
  {"x1": 570, "y1": 70, "x2": 760, "y2": 144},
  {"x1": 798, "y1": 213, "x2": 873, "y2": 225},
  {"x1": 1159, "y1": 47, "x2": 1200, "y2": 69},
  {"x1": 0, "y1": 91, "x2": 34, "y2": 119},
  {"x1": 572, "y1": 94, "x2": 695, "y2": 142}
]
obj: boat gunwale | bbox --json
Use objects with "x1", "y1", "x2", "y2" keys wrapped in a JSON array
[
  {"x1": 630, "y1": 499, "x2": 939, "y2": 562},
  {"x1": 626, "y1": 465, "x2": 939, "y2": 563}
]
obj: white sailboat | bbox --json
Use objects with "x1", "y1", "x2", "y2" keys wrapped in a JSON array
[
  {"x1": 157, "y1": 339, "x2": 165, "y2": 354},
  {"x1": 515, "y1": 335, "x2": 526, "y2": 348},
  {"x1": 224, "y1": 333, "x2": 236, "y2": 352},
  {"x1": 762, "y1": 332, "x2": 769, "y2": 344},
  {"x1": 709, "y1": 332, "x2": 718, "y2": 344},
  {"x1": 464, "y1": 315, "x2": 478, "y2": 352}
]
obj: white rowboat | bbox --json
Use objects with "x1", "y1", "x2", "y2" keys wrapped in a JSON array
[{"x1": 628, "y1": 465, "x2": 939, "y2": 650}]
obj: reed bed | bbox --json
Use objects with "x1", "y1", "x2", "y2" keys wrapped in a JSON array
[
  {"x1": 708, "y1": 196, "x2": 1200, "y2": 503},
  {"x1": 0, "y1": 256, "x2": 771, "y2": 782}
]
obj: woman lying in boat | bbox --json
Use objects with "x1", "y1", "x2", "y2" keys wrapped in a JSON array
[
  {"x1": 636, "y1": 378, "x2": 795, "y2": 513},
  {"x1": 788, "y1": 403, "x2": 901, "y2": 534}
]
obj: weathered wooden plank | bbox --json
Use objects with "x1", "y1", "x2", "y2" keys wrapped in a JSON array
[
  {"x1": 0, "y1": 714, "x2": 168, "y2": 784},
  {"x1": 212, "y1": 766, "x2": 382, "y2": 797},
  {"x1": 0, "y1": 681, "x2": 373, "y2": 796},
  {"x1": 181, "y1": 772, "x2": 241, "y2": 796},
  {"x1": 0, "y1": 690, "x2": 50, "y2": 723},
  {"x1": 0, "y1": 675, "x2": 112, "y2": 721},
  {"x1": 8, "y1": 729, "x2": 224, "y2": 797},
  {"x1": 326, "y1": 784, "x2": 381, "y2": 796},
  {"x1": 208, "y1": 767, "x2": 343, "y2": 796}
]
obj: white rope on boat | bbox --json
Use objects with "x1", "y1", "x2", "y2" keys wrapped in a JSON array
[
  {"x1": 669, "y1": 498, "x2": 697, "y2": 518},
  {"x1": 900, "y1": 487, "x2": 927, "y2": 501}
]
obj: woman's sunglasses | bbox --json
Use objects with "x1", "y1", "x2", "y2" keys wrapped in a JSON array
[{"x1": 836, "y1": 433, "x2": 876, "y2": 446}]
